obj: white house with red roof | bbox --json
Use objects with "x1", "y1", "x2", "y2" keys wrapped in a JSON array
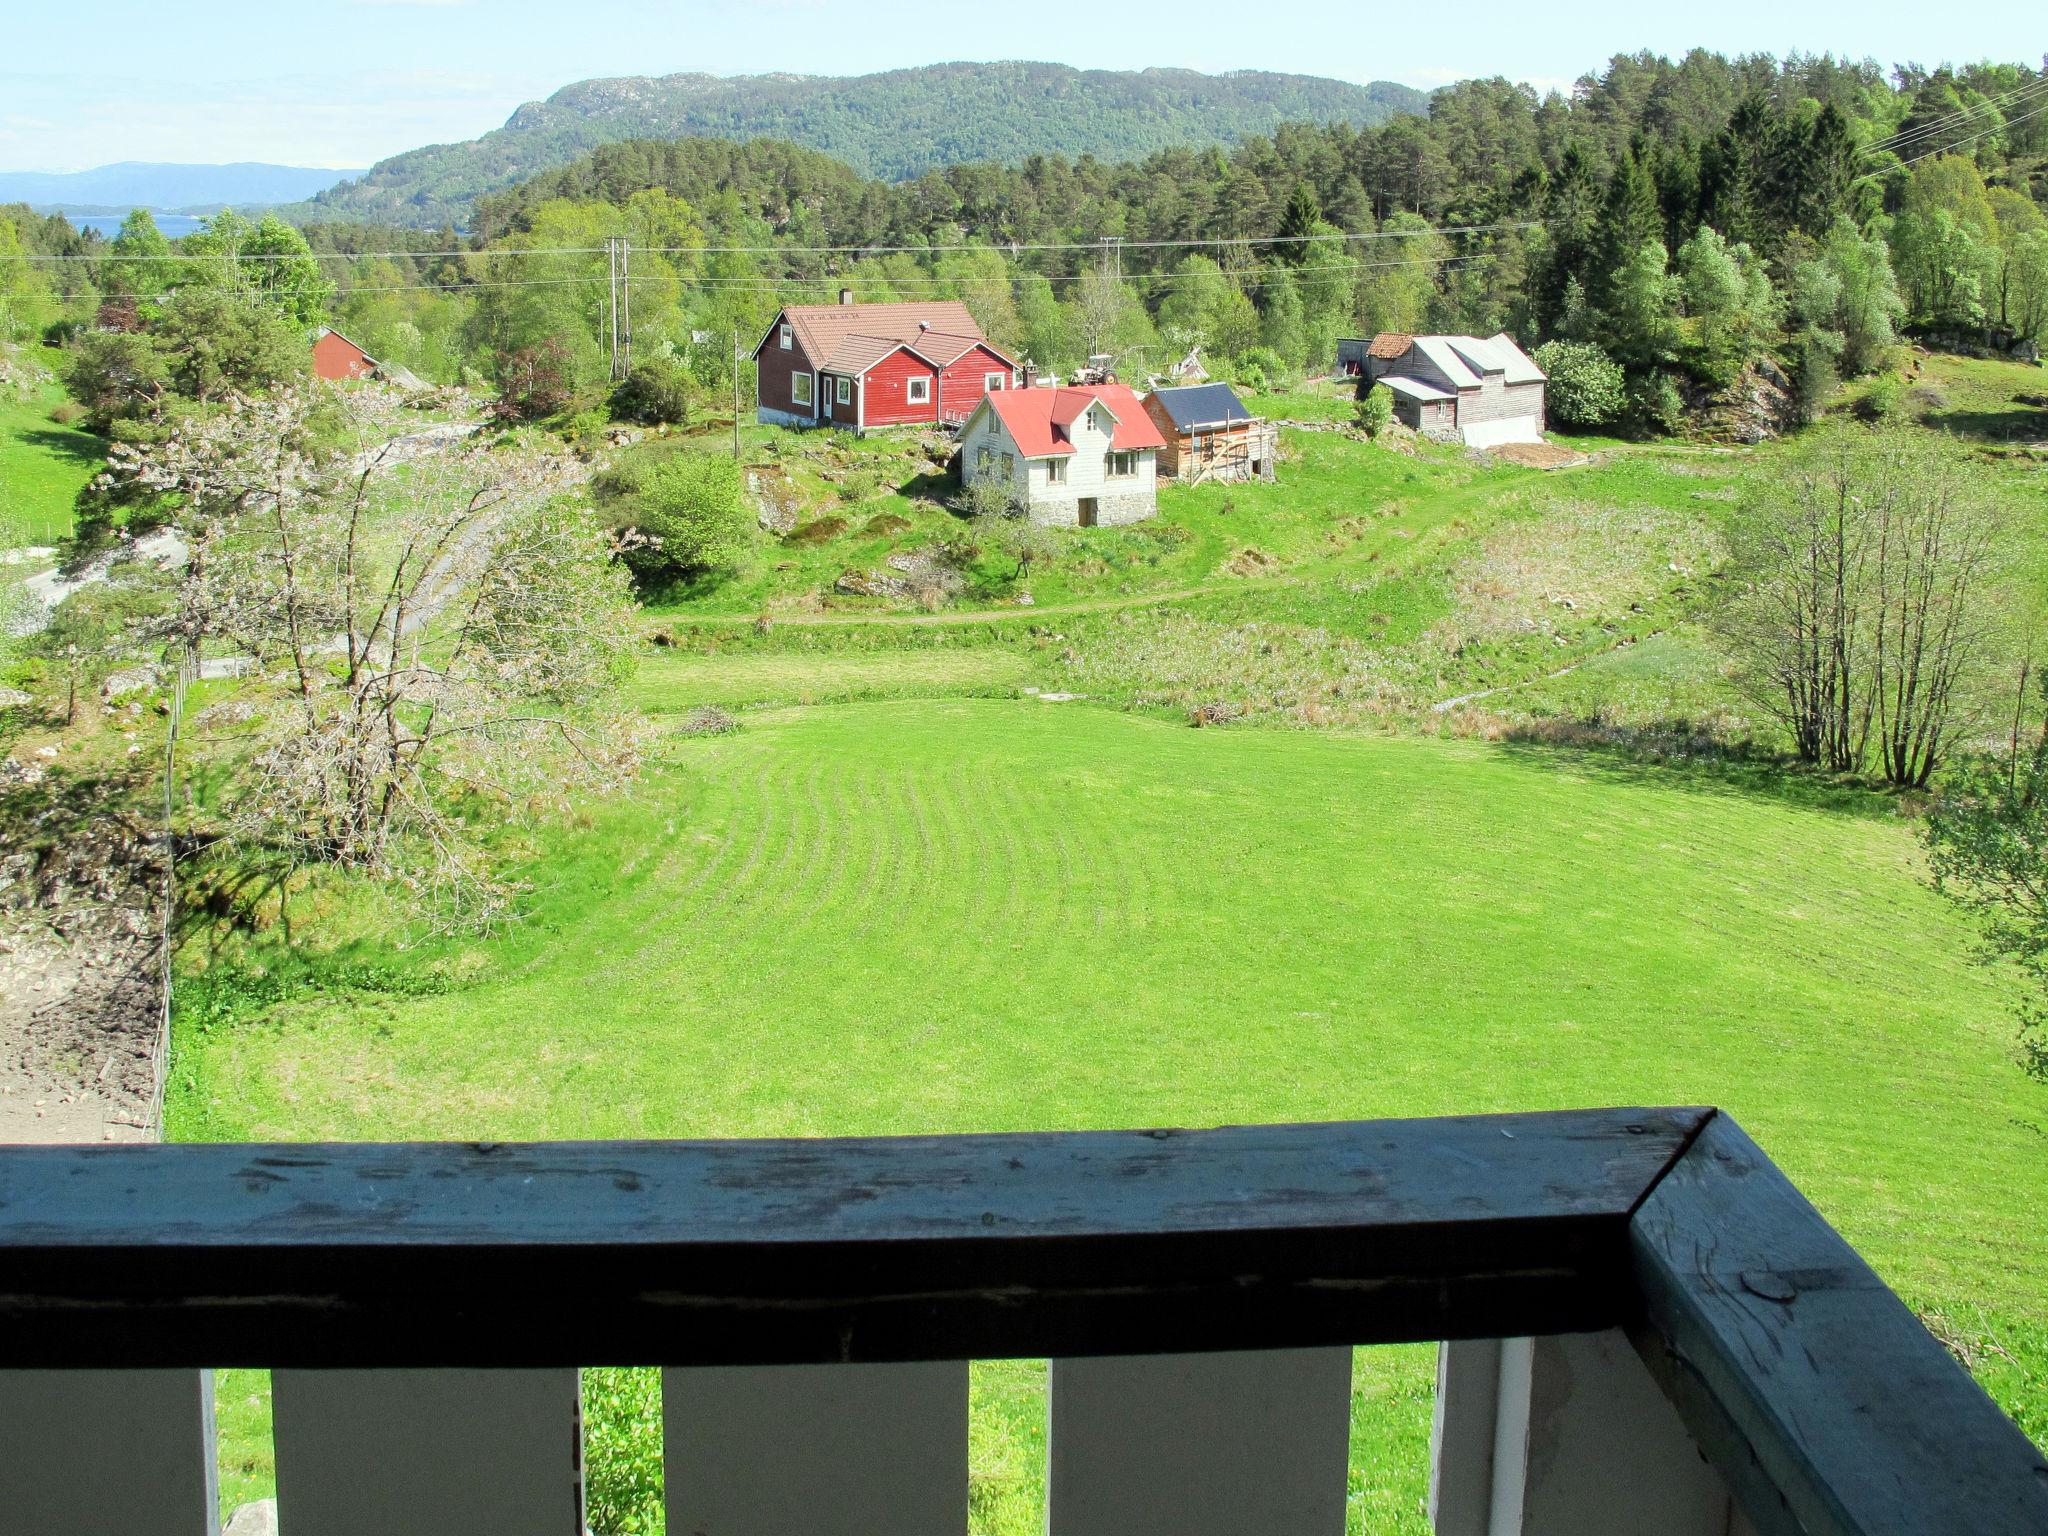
[
  {"x1": 958, "y1": 383, "x2": 1167, "y2": 527},
  {"x1": 752, "y1": 294, "x2": 1018, "y2": 431}
]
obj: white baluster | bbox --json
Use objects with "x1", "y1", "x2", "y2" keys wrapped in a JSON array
[
  {"x1": 664, "y1": 1361, "x2": 969, "y2": 1536},
  {"x1": 272, "y1": 1367, "x2": 583, "y2": 1535},
  {"x1": 0, "y1": 1369, "x2": 217, "y2": 1535},
  {"x1": 1046, "y1": 1348, "x2": 1352, "y2": 1536}
]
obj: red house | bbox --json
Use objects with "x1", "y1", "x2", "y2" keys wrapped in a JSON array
[
  {"x1": 312, "y1": 328, "x2": 378, "y2": 383},
  {"x1": 752, "y1": 295, "x2": 1018, "y2": 433}
]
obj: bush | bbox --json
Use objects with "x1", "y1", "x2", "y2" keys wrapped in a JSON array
[
  {"x1": 1627, "y1": 370, "x2": 1686, "y2": 436},
  {"x1": 492, "y1": 339, "x2": 575, "y2": 422},
  {"x1": 1532, "y1": 340, "x2": 1627, "y2": 429},
  {"x1": 1356, "y1": 384, "x2": 1394, "y2": 438},
  {"x1": 1236, "y1": 346, "x2": 1286, "y2": 391},
  {"x1": 611, "y1": 357, "x2": 691, "y2": 426},
  {"x1": 955, "y1": 477, "x2": 1022, "y2": 521},
  {"x1": 836, "y1": 466, "x2": 884, "y2": 503},
  {"x1": 613, "y1": 453, "x2": 752, "y2": 583},
  {"x1": 47, "y1": 400, "x2": 84, "y2": 427},
  {"x1": 583, "y1": 1368, "x2": 662, "y2": 1534},
  {"x1": 1859, "y1": 372, "x2": 1906, "y2": 423},
  {"x1": 675, "y1": 705, "x2": 740, "y2": 737}
]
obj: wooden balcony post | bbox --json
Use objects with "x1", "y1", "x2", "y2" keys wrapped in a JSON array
[
  {"x1": 1429, "y1": 1331, "x2": 1752, "y2": 1536},
  {"x1": 271, "y1": 1367, "x2": 583, "y2": 1536},
  {"x1": 0, "y1": 1369, "x2": 218, "y2": 1534},
  {"x1": 663, "y1": 1361, "x2": 969, "y2": 1536},
  {"x1": 1046, "y1": 1348, "x2": 1352, "y2": 1536}
]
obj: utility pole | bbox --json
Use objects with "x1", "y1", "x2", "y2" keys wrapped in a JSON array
[
  {"x1": 619, "y1": 236, "x2": 632, "y2": 380},
  {"x1": 732, "y1": 328, "x2": 742, "y2": 460},
  {"x1": 606, "y1": 235, "x2": 633, "y2": 382},
  {"x1": 605, "y1": 237, "x2": 620, "y2": 382}
]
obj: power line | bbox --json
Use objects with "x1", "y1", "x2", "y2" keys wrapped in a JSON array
[
  {"x1": 1859, "y1": 74, "x2": 2048, "y2": 159},
  {"x1": 1881, "y1": 96, "x2": 2048, "y2": 173},
  {"x1": 30, "y1": 248, "x2": 1502, "y2": 304},
  {"x1": 0, "y1": 221, "x2": 1542, "y2": 264}
]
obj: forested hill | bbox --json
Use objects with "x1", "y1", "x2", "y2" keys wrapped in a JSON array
[{"x1": 291, "y1": 63, "x2": 1426, "y2": 228}]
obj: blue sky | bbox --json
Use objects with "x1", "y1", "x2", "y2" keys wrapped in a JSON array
[{"x1": 3, "y1": 0, "x2": 2043, "y2": 171}]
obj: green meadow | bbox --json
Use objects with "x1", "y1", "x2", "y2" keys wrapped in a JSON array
[
  {"x1": 172, "y1": 695, "x2": 2048, "y2": 1530},
  {"x1": 0, "y1": 381, "x2": 100, "y2": 548}
]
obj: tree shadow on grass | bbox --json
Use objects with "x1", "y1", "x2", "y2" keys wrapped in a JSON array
[
  {"x1": 1920, "y1": 406, "x2": 2048, "y2": 443},
  {"x1": 19, "y1": 428, "x2": 107, "y2": 468},
  {"x1": 1487, "y1": 723, "x2": 1904, "y2": 823}
]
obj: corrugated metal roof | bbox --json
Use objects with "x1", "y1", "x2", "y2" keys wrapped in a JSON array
[
  {"x1": 1148, "y1": 383, "x2": 1254, "y2": 431},
  {"x1": 1379, "y1": 374, "x2": 1455, "y2": 403},
  {"x1": 1412, "y1": 337, "x2": 1482, "y2": 390}
]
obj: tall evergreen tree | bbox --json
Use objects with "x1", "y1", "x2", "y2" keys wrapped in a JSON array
[
  {"x1": 1536, "y1": 142, "x2": 1601, "y2": 329},
  {"x1": 1593, "y1": 150, "x2": 1663, "y2": 304},
  {"x1": 1276, "y1": 180, "x2": 1324, "y2": 265}
]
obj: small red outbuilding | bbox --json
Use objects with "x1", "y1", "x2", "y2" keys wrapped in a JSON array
[{"x1": 312, "y1": 328, "x2": 378, "y2": 383}]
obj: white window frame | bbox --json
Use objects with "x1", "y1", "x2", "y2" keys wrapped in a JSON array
[
  {"x1": 907, "y1": 376, "x2": 932, "y2": 405},
  {"x1": 836, "y1": 376, "x2": 851, "y2": 406},
  {"x1": 1046, "y1": 457, "x2": 1067, "y2": 485},
  {"x1": 985, "y1": 372, "x2": 1006, "y2": 392},
  {"x1": 1108, "y1": 450, "x2": 1138, "y2": 478},
  {"x1": 779, "y1": 324, "x2": 793, "y2": 350},
  {"x1": 791, "y1": 371, "x2": 813, "y2": 408}
]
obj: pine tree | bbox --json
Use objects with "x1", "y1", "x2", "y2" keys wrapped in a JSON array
[
  {"x1": 1593, "y1": 150, "x2": 1663, "y2": 305},
  {"x1": 1277, "y1": 181, "x2": 1324, "y2": 265},
  {"x1": 1537, "y1": 142, "x2": 1601, "y2": 330}
]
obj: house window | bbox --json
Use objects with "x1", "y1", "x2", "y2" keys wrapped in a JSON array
[
  {"x1": 907, "y1": 377, "x2": 931, "y2": 405},
  {"x1": 985, "y1": 372, "x2": 1006, "y2": 392},
  {"x1": 1107, "y1": 450, "x2": 1138, "y2": 478},
  {"x1": 836, "y1": 376, "x2": 851, "y2": 406},
  {"x1": 791, "y1": 372, "x2": 813, "y2": 407},
  {"x1": 1002, "y1": 453, "x2": 1015, "y2": 476},
  {"x1": 1047, "y1": 457, "x2": 1067, "y2": 485},
  {"x1": 977, "y1": 446, "x2": 995, "y2": 472},
  {"x1": 778, "y1": 324, "x2": 792, "y2": 350}
]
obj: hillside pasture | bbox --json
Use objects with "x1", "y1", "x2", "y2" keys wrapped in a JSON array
[
  {"x1": 171, "y1": 693, "x2": 2048, "y2": 1532},
  {"x1": 0, "y1": 381, "x2": 100, "y2": 549}
]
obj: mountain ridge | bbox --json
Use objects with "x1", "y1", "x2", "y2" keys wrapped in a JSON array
[
  {"x1": 294, "y1": 61, "x2": 1427, "y2": 228},
  {"x1": 0, "y1": 162, "x2": 362, "y2": 213}
]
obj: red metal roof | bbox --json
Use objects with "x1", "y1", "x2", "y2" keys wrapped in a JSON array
[{"x1": 985, "y1": 384, "x2": 1166, "y2": 457}]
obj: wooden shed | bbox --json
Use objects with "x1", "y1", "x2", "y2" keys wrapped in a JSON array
[{"x1": 1141, "y1": 384, "x2": 1277, "y2": 484}]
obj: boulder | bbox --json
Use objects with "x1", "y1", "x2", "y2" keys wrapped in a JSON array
[
  {"x1": 0, "y1": 685, "x2": 31, "y2": 711},
  {"x1": 223, "y1": 1500, "x2": 278, "y2": 1536},
  {"x1": 101, "y1": 665, "x2": 160, "y2": 701}
]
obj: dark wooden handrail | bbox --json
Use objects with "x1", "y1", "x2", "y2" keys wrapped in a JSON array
[
  {"x1": 0, "y1": 1106, "x2": 2043, "y2": 1536},
  {"x1": 0, "y1": 1107, "x2": 1705, "y2": 1368}
]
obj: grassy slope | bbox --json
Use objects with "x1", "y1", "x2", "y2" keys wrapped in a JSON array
[
  {"x1": 0, "y1": 382, "x2": 100, "y2": 548},
  {"x1": 173, "y1": 697, "x2": 2047, "y2": 1530}
]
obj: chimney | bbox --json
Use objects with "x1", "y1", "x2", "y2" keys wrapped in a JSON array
[
  {"x1": 838, "y1": 288, "x2": 853, "y2": 306},
  {"x1": 918, "y1": 320, "x2": 931, "y2": 331},
  {"x1": 1022, "y1": 360, "x2": 1039, "y2": 389}
]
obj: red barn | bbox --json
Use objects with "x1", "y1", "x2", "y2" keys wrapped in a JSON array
[
  {"x1": 752, "y1": 295, "x2": 1017, "y2": 433},
  {"x1": 312, "y1": 328, "x2": 377, "y2": 383}
]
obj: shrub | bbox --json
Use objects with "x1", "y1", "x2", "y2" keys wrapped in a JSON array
[
  {"x1": 1860, "y1": 372, "x2": 1906, "y2": 423},
  {"x1": 955, "y1": 477, "x2": 1022, "y2": 521},
  {"x1": 47, "y1": 400, "x2": 84, "y2": 427},
  {"x1": 1627, "y1": 370, "x2": 1687, "y2": 436},
  {"x1": 614, "y1": 453, "x2": 751, "y2": 582},
  {"x1": 63, "y1": 331, "x2": 169, "y2": 434},
  {"x1": 611, "y1": 357, "x2": 691, "y2": 426},
  {"x1": 492, "y1": 339, "x2": 575, "y2": 422},
  {"x1": 1532, "y1": 340, "x2": 1627, "y2": 429},
  {"x1": 583, "y1": 1368, "x2": 662, "y2": 1534},
  {"x1": 863, "y1": 512, "x2": 913, "y2": 536},
  {"x1": 836, "y1": 466, "x2": 884, "y2": 503},
  {"x1": 1356, "y1": 384, "x2": 1394, "y2": 438},
  {"x1": 675, "y1": 705, "x2": 740, "y2": 737}
]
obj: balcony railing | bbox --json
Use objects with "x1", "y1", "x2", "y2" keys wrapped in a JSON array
[{"x1": 1, "y1": 1107, "x2": 2043, "y2": 1535}]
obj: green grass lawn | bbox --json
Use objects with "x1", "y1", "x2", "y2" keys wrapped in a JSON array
[
  {"x1": 0, "y1": 381, "x2": 101, "y2": 548},
  {"x1": 171, "y1": 695, "x2": 2048, "y2": 1531}
]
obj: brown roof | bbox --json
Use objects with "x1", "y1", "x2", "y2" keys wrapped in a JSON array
[
  {"x1": 1367, "y1": 332, "x2": 1415, "y2": 359},
  {"x1": 770, "y1": 300, "x2": 999, "y2": 369}
]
